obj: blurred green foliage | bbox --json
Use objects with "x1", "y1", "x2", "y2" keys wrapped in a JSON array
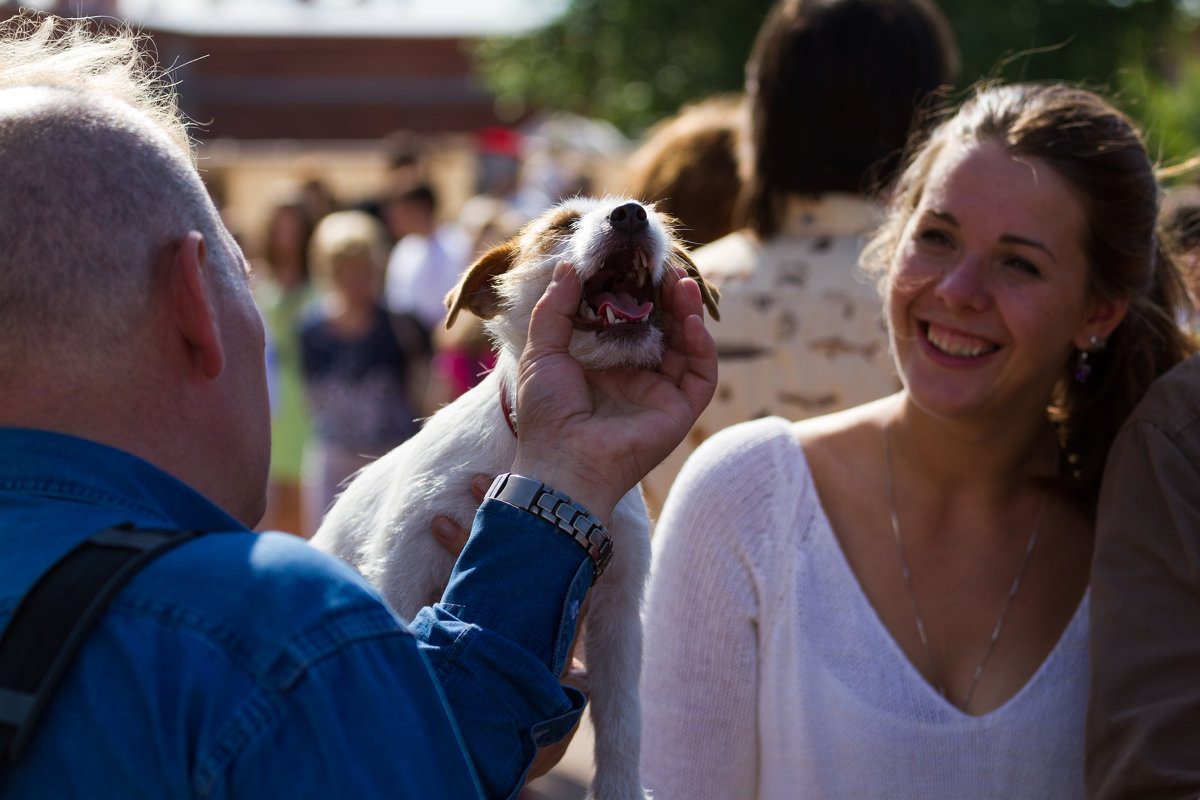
[
  {"x1": 941, "y1": 0, "x2": 1200, "y2": 166},
  {"x1": 1117, "y1": 32, "x2": 1200, "y2": 165},
  {"x1": 473, "y1": 0, "x2": 775, "y2": 133},
  {"x1": 473, "y1": 0, "x2": 1200, "y2": 163}
]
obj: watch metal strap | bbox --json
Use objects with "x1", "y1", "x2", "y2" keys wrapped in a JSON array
[{"x1": 484, "y1": 473, "x2": 613, "y2": 584}]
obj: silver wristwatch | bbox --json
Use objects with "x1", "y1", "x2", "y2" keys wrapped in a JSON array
[{"x1": 484, "y1": 473, "x2": 613, "y2": 585}]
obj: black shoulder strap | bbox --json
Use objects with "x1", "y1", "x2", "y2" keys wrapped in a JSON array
[{"x1": 0, "y1": 523, "x2": 204, "y2": 763}]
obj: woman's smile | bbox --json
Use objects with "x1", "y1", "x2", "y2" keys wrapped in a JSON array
[{"x1": 920, "y1": 320, "x2": 1001, "y2": 360}]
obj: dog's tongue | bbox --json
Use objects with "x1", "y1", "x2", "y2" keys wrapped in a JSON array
[{"x1": 595, "y1": 292, "x2": 653, "y2": 322}]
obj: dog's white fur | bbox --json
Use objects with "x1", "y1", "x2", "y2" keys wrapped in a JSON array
[{"x1": 310, "y1": 196, "x2": 718, "y2": 800}]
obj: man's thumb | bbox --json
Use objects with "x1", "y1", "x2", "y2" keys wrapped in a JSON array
[{"x1": 526, "y1": 260, "x2": 580, "y2": 356}]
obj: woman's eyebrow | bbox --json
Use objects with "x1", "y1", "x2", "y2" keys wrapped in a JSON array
[
  {"x1": 927, "y1": 209, "x2": 1057, "y2": 263},
  {"x1": 999, "y1": 233, "x2": 1057, "y2": 262}
]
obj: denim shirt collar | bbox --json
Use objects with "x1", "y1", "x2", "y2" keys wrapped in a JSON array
[{"x1": 0, "y1": 426, "x2": 246, "y2": 534}]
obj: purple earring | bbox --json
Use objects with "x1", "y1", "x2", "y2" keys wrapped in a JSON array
[{"x1": 1075, "y1": 336, "x2": 1106, "y2": 383}]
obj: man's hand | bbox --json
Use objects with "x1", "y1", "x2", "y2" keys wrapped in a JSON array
[{"x1": 509, "y1": 260, "x2": 717, "y2": 523}]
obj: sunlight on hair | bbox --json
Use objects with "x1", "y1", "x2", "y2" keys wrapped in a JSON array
[{"x1": 0, "y1": 14, "x2": 192, "y2": 157}]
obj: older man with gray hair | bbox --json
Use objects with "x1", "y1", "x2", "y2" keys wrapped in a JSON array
[{"x1": 0, "y1": 16, "x2": 716, "y2": 799}]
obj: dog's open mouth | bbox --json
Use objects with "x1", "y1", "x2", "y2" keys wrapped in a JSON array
[{"x1": 573, "y1": 248, "x2": 658, "y2": 331}]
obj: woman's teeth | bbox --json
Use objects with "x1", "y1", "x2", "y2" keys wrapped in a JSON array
[{"x1": 925, "y1": 322, "x2": 998, "y2": 357}]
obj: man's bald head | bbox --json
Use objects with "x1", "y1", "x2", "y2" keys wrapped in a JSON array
[
  {"x1": 0, "y1": 17, "x2": 240, "y2": 370},
  {"x1": 0, "y1": 16, "x2": 270, "y2": 526}
]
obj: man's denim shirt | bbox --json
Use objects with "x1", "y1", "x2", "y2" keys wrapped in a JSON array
[{"x1": 0, "y1": 427, "x2": 590, "y2": 799}]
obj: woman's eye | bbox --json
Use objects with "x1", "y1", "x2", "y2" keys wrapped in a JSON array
[
  {"x1": 1004, "y1": 256, "x2": 1041, "y2": 277},
  {"x1": 917, "y1": 228, "x2": 953, "y2": 248}
]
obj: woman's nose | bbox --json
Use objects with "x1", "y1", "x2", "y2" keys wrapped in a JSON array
[{"x1": 933, "y1": 253, "x2": 991, "y2": 311}]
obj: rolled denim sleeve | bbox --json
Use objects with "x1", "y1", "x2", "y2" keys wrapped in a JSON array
[{"x1": 409, "y1": 498, "x2": 593, "y2": 800}]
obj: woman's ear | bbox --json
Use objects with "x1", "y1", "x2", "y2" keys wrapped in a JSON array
[{"x1": 1074, "y1": 293, "x2": 1131, "y2": 349}]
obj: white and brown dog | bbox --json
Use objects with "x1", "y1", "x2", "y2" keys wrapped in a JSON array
[{"x1": 310, "y1": 196, "x2": 717, "y2": 800}]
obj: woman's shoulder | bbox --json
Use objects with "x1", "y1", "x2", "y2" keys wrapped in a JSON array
[
  {"x1": 683, "y1": 403, "x2": 891, "y2": 487},
  {"x1": 691, "y1": 416, "x2": 805, "y2": 474},
  {"x1": 668, "y1": 417, "x2": 820, "y2": 536},
  {"x1": 793, "y1": 397, "x2": 889, "y2": 453},
  {"x1": 792, "y1": 397, "x2": 891, "y2": 496}
]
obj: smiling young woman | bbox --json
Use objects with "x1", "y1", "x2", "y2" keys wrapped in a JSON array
[
  {"x1": 639, "y1": 82, "x2": 1196, "y2": 800},
  {"x1": 885, "y1": 137, "x2": 1113, "y2": 430}
]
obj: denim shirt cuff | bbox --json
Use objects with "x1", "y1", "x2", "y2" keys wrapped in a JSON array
[
  {"x1": 532, "y1": 685, "x2": 587, "y2": 747},
  {"x1": 438, "y1": 498, "x2": 594, "y2": 675}
]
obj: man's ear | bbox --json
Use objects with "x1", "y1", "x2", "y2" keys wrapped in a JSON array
[
  {"x1": 1075, "y1": 292, "x2": 1131, "y2": 350},
  {"x1": 171, "y1": 231, "x2": 224, "y2": 379}
]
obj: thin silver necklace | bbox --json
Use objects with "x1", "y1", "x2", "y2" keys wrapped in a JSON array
[{"x1": 881, "y1": 418, "x2": 1046, "y2": 710}]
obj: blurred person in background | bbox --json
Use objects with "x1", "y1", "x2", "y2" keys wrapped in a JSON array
[
  {"x1": 1158, "y1": 185, "x2": 1200, "y2": 333},
  {"x1": 253, "y1": 200, "x2": 318, "y2": 535},
  {"x1": 382, "y1": 182, "x2": 472, "y2": 335},
  {"x1": 358, "y1": 129, "x2": 427, "y2": 241},
  {"x1": 621, "y1": 93, "x2": 746, "y2": 248},
  {"x1": 1084, "y1": 184, "x2": 1200, "y2": 799},
  {"x1": 422, "y1": 195, "x2": 527, "y2": 410},
  {"x1": 418, "y1": 134, "x2": 532, "y2": 411},
  {"x1": 299, "y1": 210, "x2": 431, "y2": 536},
  {"x1": 298, "y1": 175, "x2": 338, "y2": 226},
  {"x1": 640, "y1": 0, "x2": 959, "y2": 515}
]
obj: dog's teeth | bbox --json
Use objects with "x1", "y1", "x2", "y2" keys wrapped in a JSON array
[
  {"x1": 605, "y1": 307, "x2": 617, "y2": 324},
  {"x1": 636, "y1": 266, "x2": 646, "y2": 287},
  {"x1": 582, "y1": 305, "x2": 597, "y2": 320},
  {"x1": 579, "y1": 299, "x2": 590, "y2": 316}
]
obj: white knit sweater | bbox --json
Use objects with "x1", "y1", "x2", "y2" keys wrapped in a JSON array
[{"x1": 640, "y1": 417, "x2": 1088, "y2": 800}]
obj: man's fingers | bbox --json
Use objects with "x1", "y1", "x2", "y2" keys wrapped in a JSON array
[
  {"x1": 525, "y1": 261, "x2": 579, "y2": 358},
  {"x1": 432, "y1": 514, "x2": 469, "y2": 557},
  {"x1": 659, "y1": 276, "x2": 715, "y2": 386},
  {"x1": 664, "y1": 269, "x2": 703, "y2": 320},
  {"x1": 470, "y1": 473, "x2": 493, "y2": 503},
  {"x1": 677, "y1": 313, "x2": 718, "y2": 416},
  {"x1": 431, "y1": 475, "x2": 497, "y2": 559}
]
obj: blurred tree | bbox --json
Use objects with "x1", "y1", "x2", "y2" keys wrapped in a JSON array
[
  {"x1": 936, "y1": 0, "x2": 1200, "y2": 164},
  {"x1": 1119, "y1": 50, "x2": 1200, "y2": 166},
  {"x1": 938, "y1": 0, "x2": 1179, "y2": 86},
  {"x1": 473, "y1": 0, "x2": 1200, "y2": 160},
  {"x1": 473, "y1": 0, "x2": 774, "y2": 134}
]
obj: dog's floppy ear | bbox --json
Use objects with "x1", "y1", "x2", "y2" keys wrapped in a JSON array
[
  {"x1": 444, "y1": 240, "x2": 519, "y2": 328},
  {"x1": 671, "y1": 243, "x2": 721, "y2": 322}
]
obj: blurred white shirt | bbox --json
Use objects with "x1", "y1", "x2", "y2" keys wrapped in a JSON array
[{"x1": 384, "y1": 222, "x2": 472, "y2": 331}]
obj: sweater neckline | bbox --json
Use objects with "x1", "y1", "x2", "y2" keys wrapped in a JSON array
[{"x1": 790, "y1": 432, "x2": 1090, "y2": 722}]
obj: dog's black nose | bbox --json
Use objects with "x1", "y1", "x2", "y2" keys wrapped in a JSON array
[{"x1": 609, "y1": 202, "x2": 648, "y2": 233}]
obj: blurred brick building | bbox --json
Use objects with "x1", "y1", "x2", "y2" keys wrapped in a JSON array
[{"x1": 3, "y1": 0, "x2": 526, "y2": 141}]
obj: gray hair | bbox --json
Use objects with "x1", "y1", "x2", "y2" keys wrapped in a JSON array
[{"x1": 0, "y1": 16, "x2": 239, "y2": 362}]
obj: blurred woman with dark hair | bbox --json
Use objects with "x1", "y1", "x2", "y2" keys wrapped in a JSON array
[{"x1": 640, "y1": 0, "x2": 960, "y2": 514}]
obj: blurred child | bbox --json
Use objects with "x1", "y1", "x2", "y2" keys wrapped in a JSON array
[{"x1": 299, "y1": 210, "x2": 431, "y2": 536}]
